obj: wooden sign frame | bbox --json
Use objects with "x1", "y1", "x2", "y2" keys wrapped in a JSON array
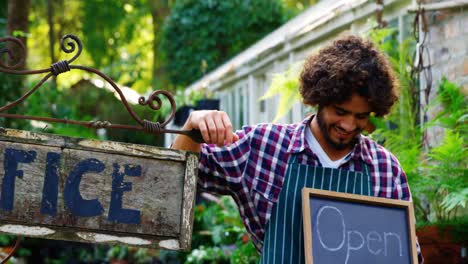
[
  {"x1": 302, "y1": 188, "x2": 418, "y2": 264},
  {"x1": 0, "y1": 128, "x2": 198, "y2": 250}
]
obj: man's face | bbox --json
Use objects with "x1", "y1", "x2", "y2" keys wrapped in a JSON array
[{"x1": 316, "y1": 94, "x2": 371, "y2": 151}]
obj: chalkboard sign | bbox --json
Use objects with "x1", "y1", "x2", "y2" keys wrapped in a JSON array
[{"x1": 302, "y1": 188, "x2": 417, "y2": 264}]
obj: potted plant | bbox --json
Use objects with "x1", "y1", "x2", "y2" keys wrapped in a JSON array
[{"x1": 411, "y1": 78, "x2": 468, "y2": 263}]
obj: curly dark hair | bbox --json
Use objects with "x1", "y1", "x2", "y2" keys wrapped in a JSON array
[{"x1": 299, "y1": 35, "x2": 398, "y2": 117}]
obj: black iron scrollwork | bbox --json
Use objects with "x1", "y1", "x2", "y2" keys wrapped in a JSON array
[
  {"x1": 0, "y1": 36, "x2": 26, "y2": 69},
  {"x1": 0, "y1": 34, "x2": 204, "y2": 143}
]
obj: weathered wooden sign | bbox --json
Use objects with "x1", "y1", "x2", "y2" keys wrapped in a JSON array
[
  {"x1": 302, "y1": 188, "x2": 418, "y2": 264},
  {"x1": 0, "y1": 128, "x2": 198, "y2": 250}
]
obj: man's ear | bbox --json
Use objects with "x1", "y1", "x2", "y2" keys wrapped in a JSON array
[{"x1": 364, "y1": 120, "x2": 376, "y2": 134}]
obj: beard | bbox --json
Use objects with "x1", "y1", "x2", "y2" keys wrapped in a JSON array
[{"x1": 315, "y1": 109, "x2": 360, "y2": 151}]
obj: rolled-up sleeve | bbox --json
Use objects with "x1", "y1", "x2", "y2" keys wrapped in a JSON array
[{"x1": 198, "y1": 126, "x2": 254, "y2": 195}]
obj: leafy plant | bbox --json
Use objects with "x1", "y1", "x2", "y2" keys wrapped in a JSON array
[
  {"x1": 425, "y1": 77, "x2": 468, "y2": 136},
  {"x1": 421, "y1": 129, "x2": 467, "y2": 221},
  {"x1": 369, "y1": 29, "x2": 467, "y2": 223},
  {"x1": 372, "y1": 75, "x2": 467, "y2": 223},
  {"x1": 259, "y1": 61, "x2": 303, "y2": 122},
  {"x1": 184, "y1": 196, "x2": 260, "y2": 263},
  {"x1": 442, "y1": 188, "x2": 468, "y2": 213},
  {"x1": 365, "y1": 28, "x2": 432, "y2": 220},
  {"x1": 416, "y1": 79, "x2": 468, "y2": 222},
  {"x1": 0, "y1": 235, "x2": 31, "y2": 259}
]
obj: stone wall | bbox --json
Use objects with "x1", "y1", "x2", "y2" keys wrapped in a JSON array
[
  {"x1": 425, "y1": 3, "x2": 467, "y2": 91},
  {"x1": 420, "y1": 2, "x2": 467, "y2": 145}
]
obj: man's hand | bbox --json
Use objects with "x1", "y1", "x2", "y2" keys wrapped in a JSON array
[{"x1": 172, "y1": 110, "x2": 239, "y2": 152}]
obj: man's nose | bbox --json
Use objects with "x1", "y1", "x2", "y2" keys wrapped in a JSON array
[{"x1": 339, "y1": 116, "x2": 357, "y2": 132}]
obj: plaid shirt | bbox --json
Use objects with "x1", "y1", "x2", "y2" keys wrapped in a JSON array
[{"x1": 198, "y1": 115, "x2": 421, "y2": 260}]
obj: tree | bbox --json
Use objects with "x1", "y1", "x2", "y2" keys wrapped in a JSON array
[
  {"x1": 148, "y1": 0, "x2": 171, "y2": 91},
  {"x1": 161, "y1": 0, "x2": 289, "y2": 87},
  {"x1": 80, "y1": 1, "x2": 157, "y2": 93},
  {"x1": 81, "y1": 0, "x2": 131, "y2": 72},
  {"x1": 0, "y1": 0, "x2": 30, "y2": 129}
]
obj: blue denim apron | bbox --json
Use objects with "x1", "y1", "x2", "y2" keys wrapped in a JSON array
[{"x1": 260, "y1": 154, "x2": 371, "y2": 263}]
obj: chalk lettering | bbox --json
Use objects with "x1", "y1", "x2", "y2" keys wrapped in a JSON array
[
  {"x1": 315, "y1": 205, "x2": 404, "y2": 263},
  {"x1": 367, "y1": 231, "x2": 383, "y2": 255},
  {"x1": 108, "y1": 163, "x2": 142, "y2": 224},
  {"x1": 41, "y1": 152, "x2": 61, "y2": 215},
  {"x1": 1, "y1": 148, "x2": 37, "y2": 211},
  {"x1": 345, "y1": 230, "x2": 364, "y2": 264},
  {"x1": 316, "y1": 206, "x2": 345, "y2": 251},
  {"x1": 384, "y1": 232, "x2": 403, "y2": 256},
  {"x1": 64, "y1": 158, "x2": 105, "y2": 217}
]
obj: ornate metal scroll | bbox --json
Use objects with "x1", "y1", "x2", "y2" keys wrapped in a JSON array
[{"x1": 0, "y1": 34, "x2": 204, "y2": 143}]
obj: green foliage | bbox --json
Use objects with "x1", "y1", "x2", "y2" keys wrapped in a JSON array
[
  {"x1": 417, "y1": 216, "x2": 468, "y2": 244},
  {"x1": 161, "y1": 0, "x2": 288, "y2": 86},
  {"x1": 422, "y1": 129, "x2": 467, "y2": 221},
  {"x1": 367, "y1": 28, "x2": 427, "y2": 219},
  {"x1": 105, "y1": 245, "x2": 148, "y2": 262},
  {"x1": 82, "y1": 1, "x2": 135, "y2": 69},
  {"x1": 259, "y1": 61, "x2": 303, "y2": 122},
  {"x1": 367, "y1": 28, "x2": 425, "y2": 204},
  {"x1": 426, "y1": 77, "x2": 468, "y2": 134},
  {"x1": 186, "y1": 246, "x2": 229, "y2": 263},
  {"x1": 439, "y1": 216, "x2": 468, "y2": 243},
  {"x1": 442, "y1": 188, "x2": 468, "y2": 213},
  {"x1": 368, "y1": 27, "x2": 420, "y2": 142},
  {"x1": 281, "y1": 0, "x2": 318, "y2": 16},
  {"x1": 0, "y1": 74, "x2": 30, "y2": 130},
  {"x1": 28, "y1": 0, "x2": 84, "y2": 70},
  {"x1": 0, "y1": 0, "x2": 6, "y2": 34},
  {"x1": 0, "y1": 234, "x2": 31, "y2": 263},
  {"x1": 183, "y1": 196, "x2": 259, "y2": 263},
  {"x1": 20, "y1": 78, "x2": 100, "y2": 139},
  {"x1": 0, "y1": 235, "x2": 31, "y2": 258},
  {"x1": 0, "y1": 4, "x2": 29, "y2": 129},
  {"x1": 416, "y1": 79, "x2": 467, "y2": 222},
  {"x1": 27, "y1": 1, "x2": 155, "y2": 94},
  {"x1": 368, "y1": 28, "x2": 467, "y2": 223},
  {"x1": 81, "y1": 0, "x2": 155, "y2": 92}
]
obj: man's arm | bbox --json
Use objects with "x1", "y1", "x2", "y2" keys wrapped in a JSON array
[{"x1": 172, "y1": 110, "x2": 239, "y2": 152}]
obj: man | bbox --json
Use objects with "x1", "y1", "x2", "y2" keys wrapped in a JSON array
[{"x1": 172, "y1": 35, "x2": 422, "y2": 263}]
